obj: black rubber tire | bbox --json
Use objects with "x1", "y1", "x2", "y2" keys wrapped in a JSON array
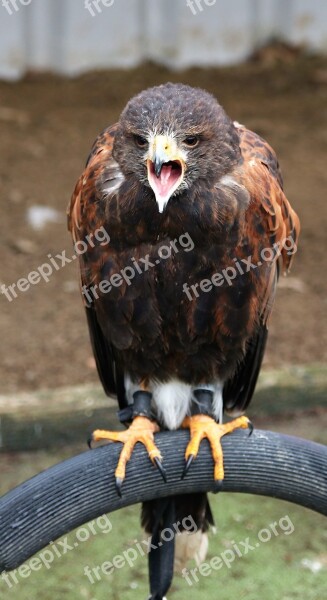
[{"x1": 0, "y1": 429, "x2": 326, "y2": 571}]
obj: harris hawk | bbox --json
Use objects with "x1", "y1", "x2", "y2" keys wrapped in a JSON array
[{"x1": 68, "y1": 83, "x2": 300, "y2": 598}]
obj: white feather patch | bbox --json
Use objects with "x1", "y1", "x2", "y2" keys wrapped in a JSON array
[
  {"x1": 174, "y1": 531, "x2": 209, "y2": 572},
  {"x1": 152, "y1": 379, "x2": 192, "y2": 430}
]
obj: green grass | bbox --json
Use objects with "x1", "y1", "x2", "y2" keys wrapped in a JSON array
[{"x1": 1, "y1": 448, "x2": 326, "y2": 600}]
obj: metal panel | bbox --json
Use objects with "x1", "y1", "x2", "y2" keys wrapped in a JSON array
[
  {"x1": 0, "y1": 0, "x2": 326, "y2": 80},
  {"x1": 0, "y1": 5, "x2": 26, "y2": 79},
  {"x1": 289, "y1": 0, "x2": 327, "y2": 50}
]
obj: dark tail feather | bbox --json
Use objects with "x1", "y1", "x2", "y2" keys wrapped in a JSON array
[
  {"x1": 142, "y1": 493, "x2": 214, "y2": 599},
  {"x1": 146, "y1": 498, "x2": 176, "y2": 600}
]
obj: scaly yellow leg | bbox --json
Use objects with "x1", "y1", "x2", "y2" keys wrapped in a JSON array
[
  {"x1": 90, "y1": 416, "x2": 165, "y2": 495},
  {"x1": 182, "y1": 415, "x2": 252, "y2": 485}
]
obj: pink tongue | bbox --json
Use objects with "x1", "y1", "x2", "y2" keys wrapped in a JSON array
[
  {"x1": 155, "y1": 164, "x2": 173, "y2": 196},
  {"x1": 160, "y1": 164, "x2": 172, "y2": 184}
]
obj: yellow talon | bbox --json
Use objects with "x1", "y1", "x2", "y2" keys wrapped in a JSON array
[
  {"x1": 90, "y1": 416, "x2": 164, "y2": 493},
  {"x1": 182, "y1": 414, "x2": 252, "y2": 482}
]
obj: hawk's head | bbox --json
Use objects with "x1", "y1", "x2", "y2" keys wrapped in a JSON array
[{"x1": 113, "y1": 83, "x2": 240, "y2": 213}]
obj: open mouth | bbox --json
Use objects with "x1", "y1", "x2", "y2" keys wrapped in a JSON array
[{"x1": 147, "y1": 159, "x2": 184, "y2": 212}]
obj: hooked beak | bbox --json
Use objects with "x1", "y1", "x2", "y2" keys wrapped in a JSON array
[{"x1": 147, "y1": 135, "x2": 185, "y2": 213}]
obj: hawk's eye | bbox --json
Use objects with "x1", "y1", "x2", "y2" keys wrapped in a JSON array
[
  {"x1": 183, "y1": 136, "x2": 199, "y2": 147},
  {"x1": 133, "y1": 134, "x2": 148, "y2": 148}
]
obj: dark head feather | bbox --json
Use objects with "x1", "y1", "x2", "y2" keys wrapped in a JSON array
[{"x1": 113, "y1": 83, "x2": 240, "y2": 189}]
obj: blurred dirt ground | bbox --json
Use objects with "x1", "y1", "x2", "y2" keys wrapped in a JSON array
[{"x1": 0, "y1": 53, "x2": 326, "y2": 394}]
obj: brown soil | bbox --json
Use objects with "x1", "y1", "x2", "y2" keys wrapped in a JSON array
[{"x1": 0, "y1": 54, "x2": 326, "y2": 393}]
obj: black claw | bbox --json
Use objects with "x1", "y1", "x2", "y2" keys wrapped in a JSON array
[
  {"x1": 248, "y1": 420, "x2": 254, "y2": 437},
  {"x1": 87, "y1": 435, "x2": 93, "y2": 449},
  {"x1": 213, "y1": 479, "x2": 224, "y2": 494},
  {"x1": 153, "y1": 457, "x2": 167, "y2": 483},
  {"x1": 182, "y1": 455, "x2": 194, "y2": 479},
  {"x1": 115, "y1": 477, "x2": 123, "y2": 497}
]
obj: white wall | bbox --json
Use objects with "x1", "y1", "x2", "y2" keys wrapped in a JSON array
[{"x1": 0, "y1": 0, "x2": 326, "y2": 80}]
